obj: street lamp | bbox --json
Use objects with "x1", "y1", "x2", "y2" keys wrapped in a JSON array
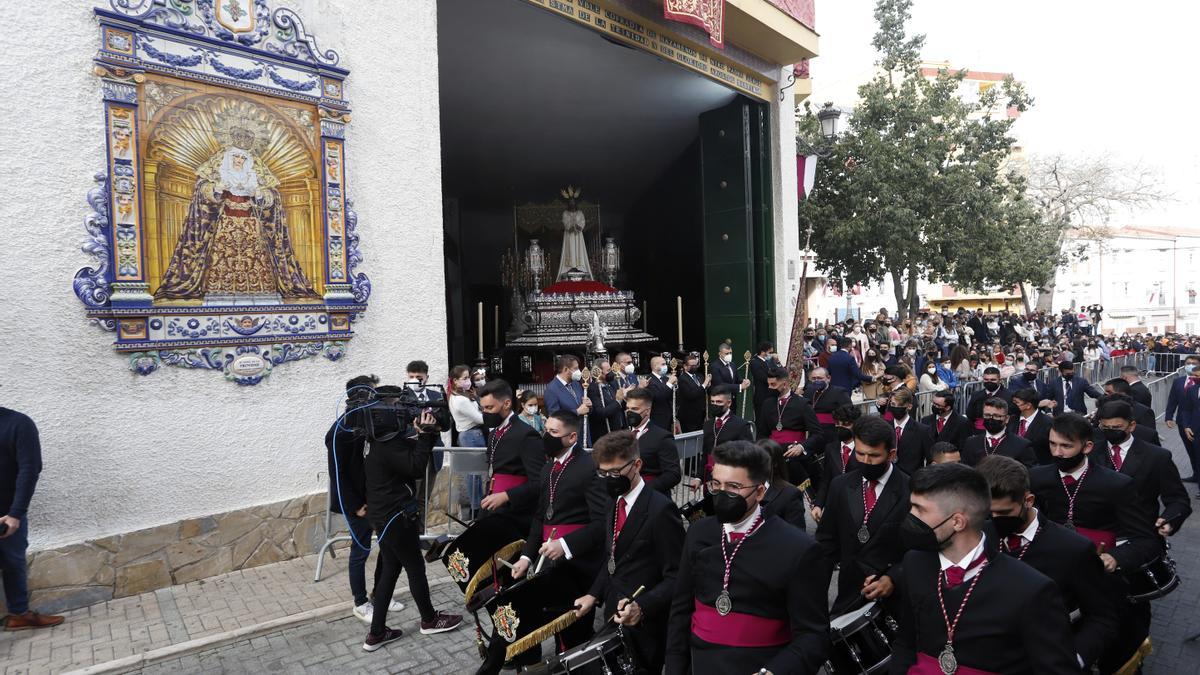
[{"x1": 797, "y1": 102, "x2": 842, "y2": 158}]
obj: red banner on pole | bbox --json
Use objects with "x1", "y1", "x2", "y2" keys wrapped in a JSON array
[{"x1": 663, "y1": 0, "x2": 725, "y2": 48}]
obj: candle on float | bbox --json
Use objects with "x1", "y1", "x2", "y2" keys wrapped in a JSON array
[
  {"x1": 676, "y1": 296, "x2": 683, "y2": 346},
  {"x1": 477, "y1": 302, "x2": 484, "y2": 355}
]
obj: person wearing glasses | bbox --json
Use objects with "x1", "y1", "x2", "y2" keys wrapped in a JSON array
[
  {"x1": 960, "y1": 397, "x2": 1036, "y2": 467},
  {"x1": 573, "y1": 430, "x2": 685, "y2": 674},
  {"x1": 666, "y1": 441, "x2": 829, "y2": 674}
]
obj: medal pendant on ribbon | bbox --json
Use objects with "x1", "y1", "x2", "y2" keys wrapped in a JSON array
[
  {"x1": 1065, "y1": 519, "x2": 1075, "y2": 531},
  {"x1": 775, "y1": 423, "x2": 783, "y2": 431},
  {"x1": 546, "y1": 506, "x2": 554, "y2": 520},
  {"x1": 715, "y1": 590, "x2": 732, "y2": 616},
  {"x1": 608, "y1": 558, "x2": 616, "y2": 574},
  {"x1": 857, "y1": 525, "x2": 870, "y2": 544},
  {"x1": 938, "y1": 643, "x2": 957, "y2": 674}
]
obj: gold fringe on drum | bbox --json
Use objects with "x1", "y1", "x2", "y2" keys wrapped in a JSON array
[
  {"x1": 463, "y1": 539, "x2": 525, "y2": 607},
  {"x1": 505, "y1": 610, "x2": 578, "y2": 662},
  {"x1": 1114, "y1": 637, "x2": 1153, "y2": 675}
]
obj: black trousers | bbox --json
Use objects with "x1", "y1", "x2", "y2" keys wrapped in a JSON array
[
  {"x1": 370, "y1": 518, "x2": 435, "y2": 635},
  {"x1": 1098, "y1": 598, "x2": 1151, "y2": 674}
]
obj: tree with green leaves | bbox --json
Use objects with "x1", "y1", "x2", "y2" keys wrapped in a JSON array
[{"x1": 798, "y1": 0, "x2": 1045, "y2": 319}]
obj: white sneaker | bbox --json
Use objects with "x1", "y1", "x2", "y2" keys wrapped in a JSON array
[
  {"x1": 353, "y1": 602, "x2": 373, "y2": 624},
  {"x1": 387, "y1": 598, "x2": 407, "y2": 612}
]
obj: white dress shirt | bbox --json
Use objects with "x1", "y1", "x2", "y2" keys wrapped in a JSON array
[
  {"x1": 939, "y1": 532, "x2": 988, "y2": 583},
  {"x1": 522, "y1": 445, "x2": 577, "y2": 562},
  {"x1": 722, "y1": 504, "x2": 764, "y2": 538}
]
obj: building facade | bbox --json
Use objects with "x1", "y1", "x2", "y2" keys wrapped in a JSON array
[{"x1": 0, "y1": 0, "x2": 818, "y2": 612}]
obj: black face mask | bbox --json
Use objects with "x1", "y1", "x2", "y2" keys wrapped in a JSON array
[
  {"x1": 712, "y1": 490, "x2": 751, "y2": 523},
  {"x1": 899, "y1": 512, "x2": 955, "y2": 552},
  {"x1": 983, "y1": 418, "x2": 1006, "y2": 435},
  {"x1": 1102, "y1": 428, "x2": 1130, "y2": 446},
  {"x1": 983, "y1": 382, "x2": 1000, "y2": 393},
  {"x1": 709, "y1": 404, "x2": 729, "y2": 418},
  {"x1": 1054, "y1": 452, "x2": 1087, "y2": 473},
  {"x1": 836, "y1": 426, "x2": 854, "y2": 442},
  {"x1": 482, "y1": 411, "x2": 506, "y2": 429},
  {"x1": 1023, "y1": 372, "x2": 1038, "y2": 382},
  {"x1": 542, "y1": 433, "x2": 569, "y2": 458},
  {"x1": 888, "y1": 406, "x2": 909, "y2": 420},
  {"x1": 1061, "y1": 371, "x2": 1074, "y2": 380},
  {"x1": 625, "y1": 410, "x2": 643, "y2": 428},
  {"x1": 603, "y1": 473, "x2": 632, "y2": 498},
  {"x1": 991, "y1": 504, "x2": 1028, "y2": 539},
  {"x1": 860, "y1": 461, "x2": 888, "y2": 481}
]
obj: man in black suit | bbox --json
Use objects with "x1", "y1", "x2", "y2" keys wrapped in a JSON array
[
  {"x1": 1103, "y1": 379, "x2": 1156, "y2": 429},
  {"x1": 1008, "y1": 359, "x2": 1043, "y2": 393},
  {"x1": 586, "y1": 356, "x2": 624, "y2": 439},
  {"x1": 966, "y1": 308, "x2": 992, "y2": 346},
  {"x1": 693, "y1": 385, "x2": 754, "y2": 489},
  {"x1": 478, "y1": 381, "x2": 546, "y2": 533},
  {"x1": 1009, "y1": 388, "x2": 1053, "y2": 465},
  {"x1": 675, "y1": 353, "x2": 709, "y2": 433},
  {"x1": 643, "y1": 355, "x2": 677, "y2": 432},
  {"x1": 709, "y1": 343, "x2": 750, "y2": 413},
  {"x1": 977, "y1": 455, "x2": 1119, "y2": 670},
  {"x1": 748, "y1": 341, "x2": 777, "y2": 418},
  {"x1": 888, "y1": 463, "x2": 1079, "y2": 673},
  {"x1": 574, "y1": 431, "x2": 685, "y2": 673},
  {"x1": 623, "y1": 388, "x2": 681, "y2": 494},
  {"x1": 813, "y1": 404, "x2": 862, "y2": 519},
  {"x1": 965, "y1": 366, "x2": 1011, "y2": 433},
  {"x1": 1120, "y1": 365, "x2": 1153, "y2": 408},
  {"x1": 815, "y1": 416, "x2": 911, "y2": 616},
  {"x1": 961, "y1": 397, "x2": 1036, "y2": 467},
  {"x1": 921, "y1": 390, "x2": 971, "y2": 451},
  {"x1": 1040, "y1": 360, "x2": 1103, "y2": 416},
  {"x1": 510, "y1": 411, "x2": 609, "y2": 650},
  {"x1": 800, "y1": 367, "x2": 851, "y2": 450},
  {"x1": 886, "y1": 387, "x2": 933, "y2": 474},
  {"x1": 757, "y1": 366, "x2": 823, "y2": 483},
  {"x1": 666, "y1": 442, "x2": 829, "y2": 674},
  {"x1": 758, "y1": 438, "x2": 811, "y2": 531}
]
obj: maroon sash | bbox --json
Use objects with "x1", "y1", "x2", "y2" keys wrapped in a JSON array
[
  {"x1": 770, "y1": 429, "x2": 807, "y2": 444},
  {"x1": 910, "y1": 653, "x2": 998, "y2": 675},
  {"x1": 1075, "y1": 527, "x2": 1117, "y2": 551},
  {"x1": 490, "y1": 473, "x2": 527, "y2": 494},
  {"x1": 973, "y1": 418, "x2": 986, "y2": 430},
  {"x1": 815, "y1": 412, "x2": 835, "y2": 425},
  {"x1": 691, "y1": 599, "x2": 789, "y2": 648},
  {"x1": 543, "y1": 523, "x2": 586, "y2": 540},
  {"x1": 640, "y1": 472, "x2": 660, "y2": 485}
]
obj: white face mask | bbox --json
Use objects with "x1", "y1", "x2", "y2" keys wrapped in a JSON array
[
  {"x1": 473, "y1": 379, "x2": 486, "y2": 388},
  {"x1": 828, "y1": 346, "x2": 837, "y2": 353},
  {"x1": 721, "y1": 354, "x2": 732, "y2": 364},
  {"x1": 524, "y1": 404, "x2": 539, "y2": 414},
  {"x1": 623, "y1": 363, "x2": 635, "y2": 375},
  {"x1": 570, "y1": 369, "x2": 582, "y2": 382},
  {"x1": 657, "y1": 365, "x2": 668, "y2": 376}
]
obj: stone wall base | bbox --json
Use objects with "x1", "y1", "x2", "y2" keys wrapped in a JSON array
[{"x1": 9, "y1": 493, "x2": 329, "y2": 615}]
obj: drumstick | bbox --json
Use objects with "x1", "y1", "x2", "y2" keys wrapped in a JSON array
[
  {"x1": 534, "y1": 527, "x2": 558, "y2": 576},
  {"x1": 495, "y1": 557, "x2": 517, "y2": 570},
  {"x1": 612, "y1": 585, "x2": 646, "y2": 622},
  {"x1": 444, "y1": 511, "x2": 471, "y2": 528}
]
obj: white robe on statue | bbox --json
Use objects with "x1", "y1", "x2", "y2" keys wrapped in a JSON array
[{"x1": 556, "y1": 208, "x2": 593, "y2": 280}]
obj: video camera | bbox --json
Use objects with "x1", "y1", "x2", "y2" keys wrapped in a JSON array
[{"x1": 344, "y1": 381, "x2": 452, "y2": 442}]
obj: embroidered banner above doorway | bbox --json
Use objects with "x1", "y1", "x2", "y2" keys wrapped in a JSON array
[{"x1": 663, "y1": 0, "x2": 724, "y2": 48}]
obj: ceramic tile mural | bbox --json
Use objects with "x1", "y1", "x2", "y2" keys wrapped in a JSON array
[{"x1": 79, "y1": 0, "x2": 369, "y2": 384}]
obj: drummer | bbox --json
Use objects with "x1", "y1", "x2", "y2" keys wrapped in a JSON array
[
  {"x1": 756, "y1": 366, "x2": 823, "y2": 485},
  {"x1": 1028, "y1": 413, "x2": 1161, "y2": 674},
  {"x1": 889, "y1": 463, "x2": 1080, "y2": 673},
  {"x1": 665, "y1": 441, "x2": 829, "y2": 674},
  {"x1": 814, "y1": 415, "x2": 911, "y2": 616},
  {"x1": 574, "y1": 430, "x2": 685, "y2": 673},
  {"x1": 976, "y1": 455, "x2": 1119, "y2": 670},
  {"x1": 511, "y1": 410, "x2": 608, "y2": 650}
]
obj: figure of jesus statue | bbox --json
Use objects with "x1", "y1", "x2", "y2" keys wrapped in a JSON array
[{"x1": 556, "y1": 185, "x2": 593, "y2": 281}]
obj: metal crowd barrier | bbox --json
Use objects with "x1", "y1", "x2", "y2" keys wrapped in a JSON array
[{"x1": 1147, "y1": 368, "x2": 1185, "y2": 420}]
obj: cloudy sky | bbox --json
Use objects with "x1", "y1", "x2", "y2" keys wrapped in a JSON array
[{"x1": 808, "y1": 0, "x2": 1199, "y2": 228}]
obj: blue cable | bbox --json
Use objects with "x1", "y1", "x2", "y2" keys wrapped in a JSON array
[{"x1": 329, "y1": 386, "x2": 423, "y2": 551}]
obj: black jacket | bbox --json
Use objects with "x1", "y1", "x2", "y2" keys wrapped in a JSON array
[
  {"x1": 761, "y1": 482, "x2": 808, "y2": 531},
  {"x1": 986, "y1": 512, "x2": 1119, "y2": 667},
  {"x1": 634, "y1": 424, "x2": 682, "y2": 494},
  {"x1": 961, "y1": 433, "x2": 1036, "y2": 467},
  {"x1": 1093, "y1": 437, "x2": 1192, "y2": 534},
  {"x1": 666, "y1": 515, "x2": 829, "y2": 674},
  {"x1": 756, "y1": 392, "x2": 822, "y2": 443},
  {"x1": 889, "y1": 544, "x2": 1080, "y2": 674},
  {"x1": 676, "y1": 369, "x2": 707, "y2": 433},
  {"x1": 522, "y1": 447, "x2": 609, "y2": 584},
  {"x1": 815, "y1": 466, "x2": 911, "y2": 614},
  {"x1": 921, "y1": 411, "x2": 972, "y2": 451},
  {"x1": 749, "y1": 355, "x2": 776, "y2": 413},
  {"x1": 646, "y1": 374, "x2": 676, "y2": 431},
  {"x1": 966, "y1": 385, "x2": 1013, "y2": 426},
  {"x1": 698, "y1": 414, "x2": 755, "y2": 480},
  {"x1": 363, "y1": 429, "x2": 435, "y2": 531},
  {"x1": 587, "y1": 378, "x2": 625, "y2": 440},
  {"x1": 1129, "y1": 380, "x2": 1153, "y2": 408},
  {"x1": 325, "y1": 421, "x2": 366, "y2": 515},
  {"x1": 486, "y1": 416, "x2": 546, "y2": 528},
  {"x1": 815, "y1": 439, "x2": 859, "y2": 508},
  {"x1": 1009, "y1": 411, "x2": 1053, "y2": 465},
  {"x1": 709, "y1": 358, "x2": 743, "y2": 409},
  {"x1": 893, "y1": 417, "x2": 934, "y2": 475}
]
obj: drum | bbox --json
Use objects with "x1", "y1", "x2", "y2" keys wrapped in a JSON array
[
  {"x1": 434, "y1": 513, "x2": 525, "y2": 609},
  {"x1": 824, "y1": 601, "x2": 896, "y2": 674},
  {"x1": 549, "y1": 624, "x2": 637, "y2": 674},
  {"x1": 1125, "y1": 553, "x2": 1180, "y2": 602},
  {"x1": 482, "y1": 566, "x2": 581, "y2": 663},
  {"x1": 680, "y1": 494, "x2": 711, "y2": 523}
]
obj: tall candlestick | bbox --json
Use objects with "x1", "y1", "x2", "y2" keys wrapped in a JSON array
[
  {"x1": 493, "y1": 305, "x2": 499, "y2": 349},
  {"x1": 676, "y1": 296, "x2": 683, "y2": 350},
  {"x1": 477, "y1": 302, "x2": 484, "y2": 356},
  {"x1": 643, "y1": 301, "x2": 648, "y2": 330}
]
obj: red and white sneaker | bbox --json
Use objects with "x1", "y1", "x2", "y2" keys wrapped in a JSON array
[
  {"x1": 362, "y1": 627, "x2": 404, "y2": 652},
  {"x1": 419, "y1": 612, "x2": 463, "y2": 635}
]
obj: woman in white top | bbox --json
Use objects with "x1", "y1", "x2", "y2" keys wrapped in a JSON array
[
  {"x1": 448, "y1": 365, "x2": 485, "y2": 446},
  {"x1": 918, "y1": 362, "x2": 949, "y2": 393}
]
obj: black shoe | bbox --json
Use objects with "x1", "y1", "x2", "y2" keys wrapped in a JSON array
[
  {"x1": 420, "y1": 611, "x2": 463, "y2": 635},
  {"x1": 363, "y1": 627, "x2": 404, "y2": 652},
  {"x1": 1182, "y1": 475, "x2": 1197, "y2": 483}
]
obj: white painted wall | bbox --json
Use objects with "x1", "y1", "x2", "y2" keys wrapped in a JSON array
[
  {"x1": 0, "y1": 0, "x2": 445, "y2": 550},
  {"x1": 774, "y1": 67, "x2": 802, "y2": 360}
]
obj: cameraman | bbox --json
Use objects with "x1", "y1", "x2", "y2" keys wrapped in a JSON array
[
  {"x1": 326, "y1": 375, "x2": 406, "y2": 625},
  {"x1": 361, "y1": 388, "x2": 462, "y2": 652}
]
